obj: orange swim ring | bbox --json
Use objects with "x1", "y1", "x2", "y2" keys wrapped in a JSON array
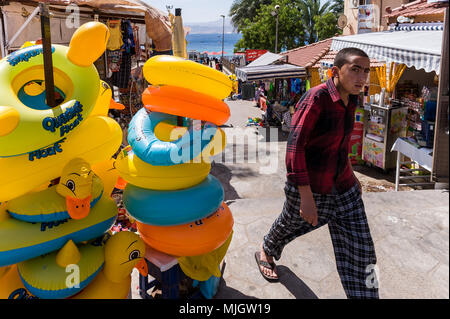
[
  {"x1": 136, "y1": 202, "x2": 233, "y2": 257},
  {"x1": 142, "y1": 86, "x2": 230, "y2": 126}
]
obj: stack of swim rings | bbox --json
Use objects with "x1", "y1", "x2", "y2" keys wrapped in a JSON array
[
  {"x1": 117, "y1": 55, "x2": 235, "y2": 258},
  {"x1": 0, "y1": 22, "x2": 147, "y2": 299}
]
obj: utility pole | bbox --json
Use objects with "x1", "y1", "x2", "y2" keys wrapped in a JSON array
[
  {"x1": 220, "y1": 15, "x2": 225, "y2": 63},
  {"x1": 272, "y1": 5, "x2": 280, "y2": 54}
]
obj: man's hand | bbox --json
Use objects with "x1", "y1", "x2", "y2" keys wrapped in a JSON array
[{"x1": 298, "y1": 186, "x2": 318, "y2": 226}]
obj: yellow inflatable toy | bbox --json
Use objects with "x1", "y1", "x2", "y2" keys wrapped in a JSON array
[
  {"x1": 91, "y1": 158, "x2": 120, "y2": 199},
  {"x1": 0, "y1": 195, "x2": 117, "y2": 267},
  {"x1": 6, "y1": 158, "x2": 103, "y2": 223},
  {"x1": 143, "y1": 55, "x2": 233, "y2": 100},
  {"x1": 0, "y1": 115, "x2": 122, "y2": 202},
  {"x1": 115, "y1": 147, "x2": 211, "y2": 191},
  {"x1": 0, "y1": 232, "x2": 147, "y2": 299},
  {"x1": 71, "y1": 231, "x2": 147, "y2": 299},
  {"x1": 178, "y1": 231, "x2": 233, "y2": 281},
  {"x1": 89, "y1": 80, "x2": 125, "y2": 118},
  {"x1": 0, "y1": 22, "x2": 110, "y2": 157}
]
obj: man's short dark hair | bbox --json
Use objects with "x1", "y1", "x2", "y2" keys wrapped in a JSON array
[{"x1": 334, "y1": 48, "x2": 369, "y2": 68}]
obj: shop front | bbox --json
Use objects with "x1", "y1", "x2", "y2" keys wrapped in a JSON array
[{"x1": 329, "y1": 22, "x2": 448, "y2": 189}]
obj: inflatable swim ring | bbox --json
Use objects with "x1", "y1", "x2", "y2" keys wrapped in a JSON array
[
  {"x1": 0, "y1": 195, "x2": 117, "y2": 267},
  {"x1": 71, "y1": 231, "x2": 147, "y2": 299},
  {"x1": 115, "y1": 147, "x2": 211, "y2": 190},
  {"x1": 123, "y1": 175, "x2": 224, "y2": 226},
  {"x1": 6, "y1": 158, "x2": 104, "y2": 223},
  {"x1": 0, "y1": 115, "x2": 122, "y2": 203},
  {"x1": 142, "y1": 85, "x2": 230, "y2": 126},
  {"x1": 0, "y1": 22, "x2": 110, "y2": 157},
  {"x1": 127, "y1": 108, "x2": 217, "y2": 166},
  {"x1": 18, "y1": 240, "x2": 104, "y2": 299},
  {"x1": 0, "y1": 264, "x2": 37, "y2": 299},
  {"x1": 142, "y1": 55, "x2": 233, "y2": 100},
  {"x1": 154, "y1": 120, "x2": 227, "y2": 163},
  {"x1": 0, "y1": 232, "x2": 147, "y2": 299},
  {"x1": 136, "y1": 202, "x2": 234, "y2": 257}
]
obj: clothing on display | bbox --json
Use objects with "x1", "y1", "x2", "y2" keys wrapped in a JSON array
[
  {"x1": 106, "y1": 20, "x2": 124, "y2": 51},
  {"x1": 121, "y1": 20, "x2": 136, "y2": 55},
  {"x1": 105, "y1": 19, "x2": 136, "y2": 90},
  {"x1": 111, "y1": 52, "x2": 132, "y2": 89},
  {"x1": 107, "y1": 50, "x2": 122, "y2": 74}
]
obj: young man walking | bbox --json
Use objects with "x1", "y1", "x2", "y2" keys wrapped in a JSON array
[{"x1": 255, "y1": 48, "x2": 379, "y2": 299}]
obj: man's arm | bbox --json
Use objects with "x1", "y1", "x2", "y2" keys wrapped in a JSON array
[{"x1": 287, "y1": 95, "x2": 322, "y2": 226}]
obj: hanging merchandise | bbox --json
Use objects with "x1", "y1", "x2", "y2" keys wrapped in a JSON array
[
  {"x1": 121, "y1": 20, "x2": 136, "y2": 55},
  {"x1": 106, "y1": 20, "x2": 123, "y2": 51},
  {"x1": 111, "y1": 53, "x2": 132, "y2": 89},
  {"x1": 306, "y1": 79, "x2": 310, "y2": 91},
  {"x1": 107, "y1": 50, "x2": 122, "y2": 73},
  {"x1": 294, "y1": 78, "x2": 301, "y2": 94}
]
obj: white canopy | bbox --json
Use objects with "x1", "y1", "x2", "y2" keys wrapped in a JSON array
[
  {"x1": 236, "y1": 64, "x2": 306, "y2": 82},
  {"x1": 331, "y1": 30, "x2": 443, "y2": 74},
  {"x1": 246, "y1": 52, "x2": 284, "y2": 67}
]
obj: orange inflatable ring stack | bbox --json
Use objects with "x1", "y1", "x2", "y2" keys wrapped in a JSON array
[
  {"x1": 136, "y1": 202, "x2": 234, "y2": 257},
  {"x1": 142, "y1": 86, "x2": 230, "y2": 126}
]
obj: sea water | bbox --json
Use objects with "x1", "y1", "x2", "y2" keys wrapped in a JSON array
[{"x1": 186, "y1": 33, "x2": 242, "y2": 56}]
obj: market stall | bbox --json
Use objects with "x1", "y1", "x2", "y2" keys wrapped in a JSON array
[
  {"x1": 236, "y1": 63, "x2": 306, "y2": 129},
  {"x1": 329, "y1": 22, "x2": 447, "y2": 188}
]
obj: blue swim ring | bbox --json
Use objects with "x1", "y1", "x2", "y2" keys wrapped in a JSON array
[
  {"x1": 127, "y1": 108, "x2": 217, "y2": 166},
  {"x1": 123, "y1": 175, "x2": 224, "y2": 226}
]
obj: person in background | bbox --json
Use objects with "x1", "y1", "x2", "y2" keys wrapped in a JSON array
[{"x1": 255, "y1": 47, "x2": 379, "y2": 299}]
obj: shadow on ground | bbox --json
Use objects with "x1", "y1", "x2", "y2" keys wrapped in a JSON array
[
  {"x1": 276, "y1": 266, "x2": 319, "y2": 299},
  {"x1": 215, "y1": 278, "x2": 259, "y2": 299},
  {"x1": 214, "y1": 265, "x2": 319, "y2": 299},
  {"x1": 210, "y1": 162, "x2": 242, "y2": 201},
  {"x1": 353, "y1": 164, "x2": 396, "y2": 183}
]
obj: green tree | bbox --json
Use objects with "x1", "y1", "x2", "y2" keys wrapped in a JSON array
[
  {"x1": 234, "y1": 0, "x2": 305, "y2": 52},
  {"x1": 297, "y1": 0, "x2": 332, "y2": 44},
  {"x1": 329, "y1": 0, "x2": 344, "y2": 15},
  {"x1": 313, "y1": 11, "x2": 341, "y2": 41},
  {"x1": 229, "y1": 0, "x2": 272, "y2": 32}
]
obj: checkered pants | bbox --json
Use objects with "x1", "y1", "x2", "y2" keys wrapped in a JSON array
[{"x1": 263, "y1": 182, "x2": 379, "y2": 299}]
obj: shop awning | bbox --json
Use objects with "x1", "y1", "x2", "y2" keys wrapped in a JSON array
[
  {"x1": 246, "y1": 52, "x2": 284, "y2": 67},
  {"x1": 236, "y1": 64, "x2": 306, "y2": 82},
  {"x1": 331, "y1": 30, "x2": 443, "y2": 74}
]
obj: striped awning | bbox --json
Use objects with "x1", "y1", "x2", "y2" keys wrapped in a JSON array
[
  {"x1": 235, "y1": 64, "x2": 306, "y2": 82},
  {"x1": 331, "y1": 30, "x2": 443, "y2": 74}
]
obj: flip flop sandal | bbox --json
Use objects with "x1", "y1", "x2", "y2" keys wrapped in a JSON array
[{"x1": 254, "y1": 251, "x2": 279, "y2": 282}]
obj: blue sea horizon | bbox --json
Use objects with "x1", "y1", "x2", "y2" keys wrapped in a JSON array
[{"x1": 186, "y1": 33, "x2": 243, "y2": 56}]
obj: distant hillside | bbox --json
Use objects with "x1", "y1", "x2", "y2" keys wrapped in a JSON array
[{"x1": 185, "y1": 19, "x2": 238, "y2": 34}]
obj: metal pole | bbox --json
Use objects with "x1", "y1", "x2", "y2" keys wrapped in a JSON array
[
  {"x1": 275, "y1": 13, "x2": 279, "y2": 54},
  {"x1": 221, "y1": 15, "x2": 225, "y2": 62}
]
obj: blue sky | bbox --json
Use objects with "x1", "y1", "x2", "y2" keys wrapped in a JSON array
[{"x1": 144, "y1": 0, "x2": 235, "y2": 23}]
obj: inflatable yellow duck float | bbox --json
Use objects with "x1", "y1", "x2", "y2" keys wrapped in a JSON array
[
  {"x1": 0, "y1": 232, "x2": 147, "y2": 299},
  {"x1": 6, "y1": 158, "x2": 103, "y2": 222}
]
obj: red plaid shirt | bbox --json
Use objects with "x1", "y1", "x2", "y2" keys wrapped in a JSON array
[{"x1": 286, "y1": 78, "x2": 358, "y2": 194}]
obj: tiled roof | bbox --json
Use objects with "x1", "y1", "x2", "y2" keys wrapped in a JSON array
[
  {"x1": 280, "y1": 38, "x2": 332, "y2": 68},
  {"x1": 384, "y1": 0, "x2": 447, "y2": 19},
  {"x1": 314, "y1": 51, "x2": 385, "y2": 68}
]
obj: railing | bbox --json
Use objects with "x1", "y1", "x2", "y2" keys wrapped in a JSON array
[{"x1": 222, "y1": 57, "x2": 236, "y2": 74}]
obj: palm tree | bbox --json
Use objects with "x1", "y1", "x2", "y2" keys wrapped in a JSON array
[
  {"x1": 297, "y1": 0, "x2": 332, "y2": 44},
  {"x1": 329, "y1": 0, "x2": 344, "y2": 15},
  {"x1": 229, "y1": 0, "x2": 272, "y2": 32}
]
